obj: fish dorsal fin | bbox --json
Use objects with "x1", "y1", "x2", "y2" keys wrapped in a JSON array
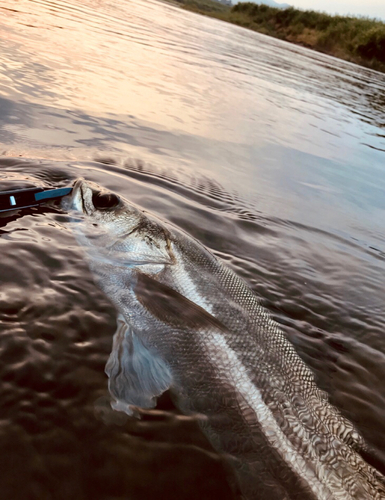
[
  {"x1": 135, "y1": 270, "x2": 228, "y2": 332},
  {"x1": 105, "y1": 314, "x2": 173, "y2": 416}
]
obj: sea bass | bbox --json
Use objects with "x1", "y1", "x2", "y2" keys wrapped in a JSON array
[{"x1": 65, "y1": 178, "x2": 385, "y2": 500}]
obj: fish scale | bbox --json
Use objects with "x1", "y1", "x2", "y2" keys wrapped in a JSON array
[{"x1": 65, "y1": 179, "x2": 385, "y2": 500}]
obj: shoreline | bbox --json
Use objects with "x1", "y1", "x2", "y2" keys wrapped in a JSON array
[{"x1": 164, "y1": 0, "x2": 385, "y2": 74}]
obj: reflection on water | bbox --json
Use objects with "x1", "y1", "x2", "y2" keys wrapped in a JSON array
[
  {"x1": 1, "y1": 156, "x2": 385, "y2": 499},
  {"x1": 0, "y1": 0, "x2": 385, "y2": 498},
  {"x1": 1, "y1": 0, "x2": 384, "y2": 158}
]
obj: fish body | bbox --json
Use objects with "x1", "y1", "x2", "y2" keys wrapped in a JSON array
[{"x1": 66, "y1": 179, "x2": 385, "y2": 500}]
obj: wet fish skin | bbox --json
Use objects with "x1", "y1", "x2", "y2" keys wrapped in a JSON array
[{"x1": 66, "y1": 178, "x2": 385, "y2": 500}]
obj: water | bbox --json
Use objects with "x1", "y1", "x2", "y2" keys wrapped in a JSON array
[{"x1": 0, "y1": 0, "x2": 384, "y2": 498}]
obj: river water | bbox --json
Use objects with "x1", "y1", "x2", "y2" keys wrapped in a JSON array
[{"x1": 0, "y1": 0, "x2": 384, "y2": 498}]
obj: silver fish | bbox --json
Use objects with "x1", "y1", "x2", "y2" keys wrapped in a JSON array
[{"x1": 65, "y1": 178, "x2": 385, "y2": 500}]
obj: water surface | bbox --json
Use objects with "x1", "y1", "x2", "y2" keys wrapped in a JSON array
[{"x1": 0, "y1": 0, "x2": 384, "y2": 498}]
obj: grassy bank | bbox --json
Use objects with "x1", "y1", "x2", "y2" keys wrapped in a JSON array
[{"x1": 170, "y1": 0, "x2": 385, "y2": 72}]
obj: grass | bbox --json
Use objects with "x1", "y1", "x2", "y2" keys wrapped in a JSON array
[{"x1": 167, "y1": 0, "x2": 385, "y2": 72}]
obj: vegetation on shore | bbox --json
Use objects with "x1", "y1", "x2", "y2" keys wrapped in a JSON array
[{"x1": 170, "y1": 0, "x2": 385, "y2": 72}]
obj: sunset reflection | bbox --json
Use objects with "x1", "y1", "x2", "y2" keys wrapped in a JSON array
[{"x1": 1, "y1": 0, "x2": 384, "y2": 164}]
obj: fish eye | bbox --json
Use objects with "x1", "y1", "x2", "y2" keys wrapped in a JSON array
[{"x1": 92, "y1": 192, "x2": 120, "y2": 210}]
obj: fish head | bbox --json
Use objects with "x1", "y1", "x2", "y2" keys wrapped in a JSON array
[{"x1": 65, "y1": 178, "x2": 173, "y2": 268}]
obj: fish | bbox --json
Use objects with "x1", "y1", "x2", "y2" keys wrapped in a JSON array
[{"x1": 65, "y1": 178, "x2": 385, "y2": 500}]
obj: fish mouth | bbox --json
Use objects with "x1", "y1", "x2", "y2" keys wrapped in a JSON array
[{"x1": 72, "y1": 178, "x2": 88, "y2": 215}]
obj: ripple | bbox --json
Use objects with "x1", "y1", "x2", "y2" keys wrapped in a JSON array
[
  {"x1": 0, "y1": 0, "x2": 385, "y2": 493},
  {"x1": 0, "y1": 159, "x2": 383, "y2": 483}
]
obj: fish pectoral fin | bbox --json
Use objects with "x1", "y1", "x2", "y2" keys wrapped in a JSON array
[
  {"x1": 134, "y1": 270, "x2": 228, "y2": 331},
  {"x1": 105, "y1": 314, "x2": 173, "y2": 416}
]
